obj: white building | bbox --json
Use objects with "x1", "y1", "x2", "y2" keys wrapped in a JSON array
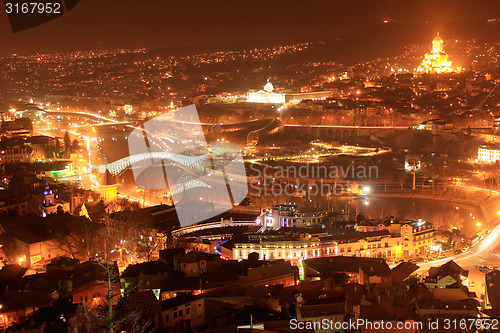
[
  {"x1": 478, "y1": 144, "x2": 500, "y2": 163},
  {"x1": 247, "y1": 80, "x2": 286, "y2": 104}
]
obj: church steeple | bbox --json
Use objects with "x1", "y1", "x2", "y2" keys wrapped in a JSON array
[
  {"x1": 42, "y1": 181, "x2": 54, "y2": 207},
  {"x1": 416, "y1": 33, "x2": 454, "y2": 74},
  {"x1": 432, "y1": 33, "x2": 444, "y2": 54}
]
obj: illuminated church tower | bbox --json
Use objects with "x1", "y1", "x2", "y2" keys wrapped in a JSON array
[
  {"x1": 432, "y1": 33, "x2": 444, "y2": 54},
  {"x1": 417, "y1": 33, "x2": 456, "y2": 74}
]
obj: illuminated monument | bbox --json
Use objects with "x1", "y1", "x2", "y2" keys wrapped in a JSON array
[
  {"x1": 246, "y1": 80, "x2": 331, "y2": 104},
  {"x1": 247, "y1": 80, "x2": 286, "y2": 104},
  {"x1": 417, "y1": 33, "x2": 455, "y2": 74}
]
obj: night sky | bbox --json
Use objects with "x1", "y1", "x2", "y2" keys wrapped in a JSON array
[{"x1": 0, "y1": 0, "x2": 499, "y2": 56}]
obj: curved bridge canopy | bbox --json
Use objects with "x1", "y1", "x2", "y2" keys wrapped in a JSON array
[{"x1": 92, "y1": 151, "x2": 210, "y2": 175}]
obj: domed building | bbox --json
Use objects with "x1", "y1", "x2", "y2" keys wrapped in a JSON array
[
  {"x1": 416, "y1": 33, "x2": 456, "y2": 74},
  {"x1": 263, "y1": 80, "x2": 274, "y2": 92},
  {"x1": 247, "y1": 79, "x2": 286, "y2": 104}
]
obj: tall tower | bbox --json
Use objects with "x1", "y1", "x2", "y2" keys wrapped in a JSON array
[
  {"x1": 416, "y1": 33, "x2": 453, "y2": 74},
  {"x1": 40, "y1": 182, "x2": 55, "y2": 217},
  {"x1": 432, "y1": 33, "x2": 444, "y2": 54}
]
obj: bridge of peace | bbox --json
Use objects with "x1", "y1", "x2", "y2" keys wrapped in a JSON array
[
  {"x1": 38, "y1": 109, "x2": 407, "y2": 176},
  {"x1": 90, "y1": 120, "x2": 406, "y2": 177}
]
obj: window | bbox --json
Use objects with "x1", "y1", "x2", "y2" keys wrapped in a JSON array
[
  {"x1": 198, "y1": 302, "x2": 202, "y2": 307},
  {"x1": 165, "y1": 314, "x2": 169, "y2": 322},
  {"x1": 179, "y1": 310, "x2": 183, "y2": 317},
  {"x1": 186, "y1": 307, "x2": 190, "y2": 315},
  {"x1": 173, "y1": 312, "x2": 177, "y2": 319}
]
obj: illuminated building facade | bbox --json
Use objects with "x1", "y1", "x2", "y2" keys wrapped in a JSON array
[
  {"x1": 233, "y1": 233, "x2": 334, "y2": 263},
  {"x1": 233, "y1": 219, "x2": 436, "y2": 262},
  {"x1": 417, "y1": 33, "x2": 454, "y2": 74},
  {"x1": 267, "y1": 204, "x2": 330, "y2": 230},
  {"x1": 478, "y1": 144, "x2": 500, "y2": 163},
  {"x1": 0, "y1": 146, "x2": 33, "y2": 163},
  {"x1": 0, "y1": 190, "x2": 28, "y2": 216},
  {"x1": 285, "y1": 90, "x2": 331, "y2": 102},
  {"x1": 100, "y1": 169, "x2": 117, "y2": 200},
  {"x1": 247, "y1": 80, "x2": 286, "y2": 104},
  {"x1": 40, "y1": 184, "x2": 70, "y2": 217},
  {"x1": 494, "y1": 115, "x2": 500, "y2": 130},
  {"x1": 386, "y1": 219, "x2": 436, "y2": 257},
  {"x1": 246, "y1": 81, "x2": 331, "y2": 104}
]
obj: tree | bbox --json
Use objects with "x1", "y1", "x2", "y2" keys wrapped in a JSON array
[
  {"x1": 64, "y1": 131, "x2": 71, "y2": 149},
  {"x1": 46, "y1": 216, "x2": 105, "y2": 262},
  {"x1": 383, "y1": 172, "x2": 395, "y2": 191},
  {"x1": 69, "y1": 259, "x2": 157, "y2": 333},
  {"x1": 55, "y1": 139, "x2": 62, "y2": 156},
  {"x1": 64, "y1": 131, "x2": 71, "y2": 158},
  {"x1": 72, "y1": 139, "x2": 80, "y2": 153},
  {"x1": 397, "y1": 172, "x2": 407, "y2": 190}
]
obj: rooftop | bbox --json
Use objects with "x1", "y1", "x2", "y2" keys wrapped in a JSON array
[{"x1": 160, "y1": 294, "x2": 204, "y2": 311}]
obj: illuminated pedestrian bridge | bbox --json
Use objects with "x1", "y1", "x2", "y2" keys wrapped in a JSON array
[{"x1": 91, "y1": 151, "x2": 210, "y2": 175}]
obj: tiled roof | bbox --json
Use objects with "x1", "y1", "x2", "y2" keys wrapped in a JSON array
[
  {"x1": 305, "y1": 257, "x2": 391, "y2": 277},
  {"x1": 298, "y1": 302, "x2": 345, "y2": 318},
  {"x1": 391, "y1": 261, "x2": 419, "y2": 282},
  {"x1": 160, "y1": 294, "x2": 204, "y2": 311},
  {"x1": 116, "y1": 290, "x2": 160, "y2": 316},
  {"x1": 121, "y1": 260, "x2": 168, "y2": 277}
]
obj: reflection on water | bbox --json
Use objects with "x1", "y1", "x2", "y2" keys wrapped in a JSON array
[
  {"x1": 327, "y1": 197, "x2": 482, "y2": 235},
  {"x1": 92, "y1": 126, "x2": 131, "y2": 165},
  {"x1": 91, "y1": 127, "x2": 483, "y2": 236}
]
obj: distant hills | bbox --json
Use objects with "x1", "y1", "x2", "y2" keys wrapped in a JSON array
[{"x1": 148, "y1": 20, "x2": 500, "y2": 64}]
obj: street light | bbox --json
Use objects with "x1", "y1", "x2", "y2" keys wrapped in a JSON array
[{"x1": 0, "y1": 305, "x2": 5, "y2": 329}]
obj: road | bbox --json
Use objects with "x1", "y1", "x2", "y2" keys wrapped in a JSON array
[{"x1": 414, "y1": 216, "x2": 500, "y2": 304}]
